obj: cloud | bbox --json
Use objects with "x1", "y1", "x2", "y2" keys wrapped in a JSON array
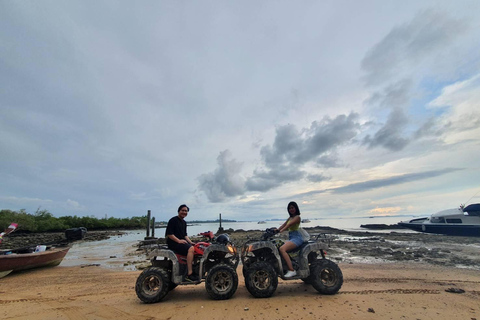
[
  {"x1": 245, "y1": 166, "x2": 306, "y2": 192},
  {"x1": 259, "y1": 113, "x2": 361, "y2": 169},
  {"x1": 295, "y1": 167, "x2": 462, "y2": 197},
  {"x1": 2, "y1": 3, "x2": 480, "y2": 221},
  {"x1": 330, "y1": 168, "x2": 462, "y2": 194},
  {"x1": 363, "y1": 107, "x2": 410, "y2": 151},
  {"x1": 361, "y1": 9, "x2": 467, "y2": 86},
  {"x1": 199, "y1": 113, "x2": 361, "y2": 197},
  {"x1": 246, "y1": 113, "x2": 361, "y2": 192},
  {"x1": 306, "y1": 174, "x2": 331, "y2": 183},
  {"x1": 197, "y1": 150, "x2": 245, "y2": 203},
  {"x1": 360, "y1": 9, "x2": 472, "y2": 152},
  {"x1": 315, "y1": 153, "x2": 344, "y2": 168}
]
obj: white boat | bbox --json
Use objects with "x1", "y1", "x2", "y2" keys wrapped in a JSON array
[
  {"x1": 398, "y1": 203, "x2": 480, "y2": 237},
  {"x1": 257, "y1": 221, "x2": 266, "y2": 224},
  {"x1": 301, "y1": 219, "x2": 311, "y2": 223}
]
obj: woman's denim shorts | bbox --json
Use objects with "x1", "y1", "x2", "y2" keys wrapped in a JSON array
[{"x1": 288, "y1": 230, "x2": 304, "y2": 247}]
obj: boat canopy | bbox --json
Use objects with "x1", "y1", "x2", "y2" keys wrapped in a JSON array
[
  {"x1": 463, "y1": 203, "x2": 480, "y2": 214},
  {"x1": 463, "y1": 203, "x2": 480, "y2": 212}
]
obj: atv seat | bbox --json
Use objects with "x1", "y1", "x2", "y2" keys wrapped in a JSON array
[{"x1": 288, "y1": 241, "x2": 309, "y2": 254}]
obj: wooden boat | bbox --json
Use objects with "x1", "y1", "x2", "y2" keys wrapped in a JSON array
[{"x1": 0, "y1": 245, "x2": 70, "y2": 278}]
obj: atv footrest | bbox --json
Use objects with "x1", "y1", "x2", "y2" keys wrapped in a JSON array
[{"x1": 180, "y1": 280, "x2": 202, "y2": 285}]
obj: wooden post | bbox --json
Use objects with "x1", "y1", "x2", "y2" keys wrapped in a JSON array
[
  {"x1": 218, "y1": 213, "x2": 224, "y2": 233},
  {"x1": 146, "y1": 210, "x2": 151, "y2": 238},
  {"x1": 151, "y1": 217, "x2": 155, "y2": 238}
]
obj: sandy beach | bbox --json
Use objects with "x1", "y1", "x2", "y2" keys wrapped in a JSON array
[{"x1": 1, "y1": 262, "x2": 479, "y2": 320}]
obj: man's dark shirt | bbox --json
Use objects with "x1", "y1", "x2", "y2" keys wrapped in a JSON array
[{"x1": 165, "y1": 216, "x2": 187, "y2": 247}]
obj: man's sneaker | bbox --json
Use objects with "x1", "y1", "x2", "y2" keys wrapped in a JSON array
[
  {"x1": 284, "y1": 270, "x2": 297, "y2": 278},
  {"x1": 185, "y1": 274, "x2": 199, "y2": 282}
]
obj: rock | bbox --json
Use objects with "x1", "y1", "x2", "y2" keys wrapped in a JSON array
[{"x1": 445, "y1": 288, "x2": 465, "y2": 294}]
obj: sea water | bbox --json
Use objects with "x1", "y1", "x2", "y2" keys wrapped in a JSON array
[
  {"x1": 186, "y1": 215, "x2": 413, "y2": 236},
  {"x1": 61, "y1": 216, "x2": 414, "y2": 270}
]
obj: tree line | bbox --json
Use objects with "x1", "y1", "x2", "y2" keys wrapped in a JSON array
[{"x1": 0, "y1": 209, "x2": 148, "y2": 233}]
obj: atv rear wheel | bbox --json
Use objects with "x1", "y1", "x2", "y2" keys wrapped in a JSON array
[
  {"x1": 301, "y1": 276, "x2": 312, "y2": 284},
  {"x1": 244, "y1": 261, "x2": 278, "y2": 298},
  {"x1": 310, "y1": 259, "x2": 343, "y2": 295},
  {"x1": 135, "y1": 267, "x2": 170, "y2": 303},
  {"x1": 205, "y1": 263, "x2": 238, "y2": 300}
]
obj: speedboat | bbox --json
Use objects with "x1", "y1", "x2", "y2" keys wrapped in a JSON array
[{"x1": 398, "y1": 203, "x2": 480, "y2": 237}]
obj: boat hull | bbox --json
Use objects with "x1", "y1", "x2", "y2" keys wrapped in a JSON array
[
  {"x1": 0, "y1": 247, "x2": 70, "y2": 276},
  {"x1": 398, "y1": 222, "x2": 480, "y2": 237},
  {"x1": 398, "y1": 204, "x2": 480, "y2": 237}
]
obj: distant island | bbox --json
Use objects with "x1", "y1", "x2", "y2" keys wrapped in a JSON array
[
  {"x1": 190, "y1": 219, "x2": 237, "y2": 223},
  {"x1": 155, "y1": 218, "x2": 236, "y2": 227}
]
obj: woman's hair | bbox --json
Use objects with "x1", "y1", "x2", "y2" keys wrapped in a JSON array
[
  {"x1": 287, "y1": 201, "x2": 300, "y2": 216},
  {"x1": 178, "y1": 204, "x2": 190, "y2": 212}
]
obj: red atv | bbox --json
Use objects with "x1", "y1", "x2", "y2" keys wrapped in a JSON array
[{"x1": 135, "y1": 231, "x2": 239, "y2": 303}]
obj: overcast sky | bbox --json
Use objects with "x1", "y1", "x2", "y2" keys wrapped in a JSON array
[{"x1": 1, "y1": 1, "x2": 480, "y2": 222}]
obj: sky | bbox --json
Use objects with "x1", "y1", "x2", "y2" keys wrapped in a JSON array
[{"x1": 1, "y1": 1, "x2": 480, "y2": 223}]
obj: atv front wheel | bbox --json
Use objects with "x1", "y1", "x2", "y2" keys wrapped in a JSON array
[
  {"x1": 310, "y1": 259, "x2": 343, "y2": 295},
  {"x1": 244, "y1": 261, "x2": 278, "y2": 298},
  {"x1": 205, "y1": 263, "x2": 238, "y2": 300},
  {"x1": 135, "y1": 267, "x2": 170, "y2": 303}
]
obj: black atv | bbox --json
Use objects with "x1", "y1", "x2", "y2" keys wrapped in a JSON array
[
  {"x1": 135, "y1": 232, "x2": 239, "y2": 303},
  {"x1": 241, "y1": 227, "x2": 343, "y2": 298}
]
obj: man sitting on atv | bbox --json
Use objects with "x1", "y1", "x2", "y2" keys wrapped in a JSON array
[
  {"x1": 165, "y1": 204, "x2": 198, "y2": 282},
  {"x1": 274, "y1": 201, "x2": 303, "y2": 278}
]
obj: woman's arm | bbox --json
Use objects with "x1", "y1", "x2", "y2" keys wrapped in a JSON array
[
  {"x1": 278, "y1": 215, "x2": 300, "y2": 233},
  {"x1": 277, "y1": 220, "x2": 288, "y2": 232}
]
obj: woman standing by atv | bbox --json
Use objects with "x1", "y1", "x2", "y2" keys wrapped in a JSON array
[{"x1": 275, "y1": 201, "x2": 304, "y2": 278}]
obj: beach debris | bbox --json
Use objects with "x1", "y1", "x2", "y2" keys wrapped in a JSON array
[
  {"x1": 80, "y1": 264, "x2": 101, "y2": 268},
  {"x1": 0, "y1": 223, "x2": 18, "y2": 244},
  {"x1": 244, "y1": 307, "x2": 249, "y2": 311},
  {"x1": 367, "y1": 308, "x2": 375, "y2": 313},
  {"x1": 445, "y1": 288, "x2": 465, "y2": 294}
]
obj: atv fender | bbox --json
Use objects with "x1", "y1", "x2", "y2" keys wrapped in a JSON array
[
  {"x1": 199, "y1": 243, "x2": 237, "y2": 276},
  {"x1": 242, "y1": 241, "x2": 283, "y2": 275},
  {"x1": 147, "y1": 249, "x2": 183, "y2": 284},
  {"x1": 296, "y1": 242, "x2": 328, "y2": 278}
]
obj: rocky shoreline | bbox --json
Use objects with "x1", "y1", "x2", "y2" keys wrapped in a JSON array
[
  {"x1": 0, "y1": 230, "x2": 125, "y2": 251},
  {"x1": 138, "y1": 226, "x2": 480, "y2": 270},
  {"x1": 2, "y1": 226, "x2": 479, "y2": 270}
]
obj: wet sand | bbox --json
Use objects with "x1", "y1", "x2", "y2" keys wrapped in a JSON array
[{"x1": 1, "y1": 263, "x2": 479, "y2": 320}]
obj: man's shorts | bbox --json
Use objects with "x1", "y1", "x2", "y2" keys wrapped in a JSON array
[{"x1": 168, "y1": 242, "x2": 192, "y2": 256}]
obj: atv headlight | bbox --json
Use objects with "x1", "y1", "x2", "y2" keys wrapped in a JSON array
[{"x1": 226, "y1": 244, "x2": 236, "y2": 254}]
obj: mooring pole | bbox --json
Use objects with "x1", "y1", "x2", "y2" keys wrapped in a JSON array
[
  {"x1": 218, "y1": 213, "x2": 224, "y2": 232},
  {"x1": 151, "y1": 217, "x2": 155, "y2": 238},
  {"x1": 146, "y1": 210, "x2": 151, "y2": 238}
]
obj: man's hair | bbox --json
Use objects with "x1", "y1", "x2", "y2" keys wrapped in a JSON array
[{"x1": 178, "y1": 204, "x2": 190, "y2": 212}]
